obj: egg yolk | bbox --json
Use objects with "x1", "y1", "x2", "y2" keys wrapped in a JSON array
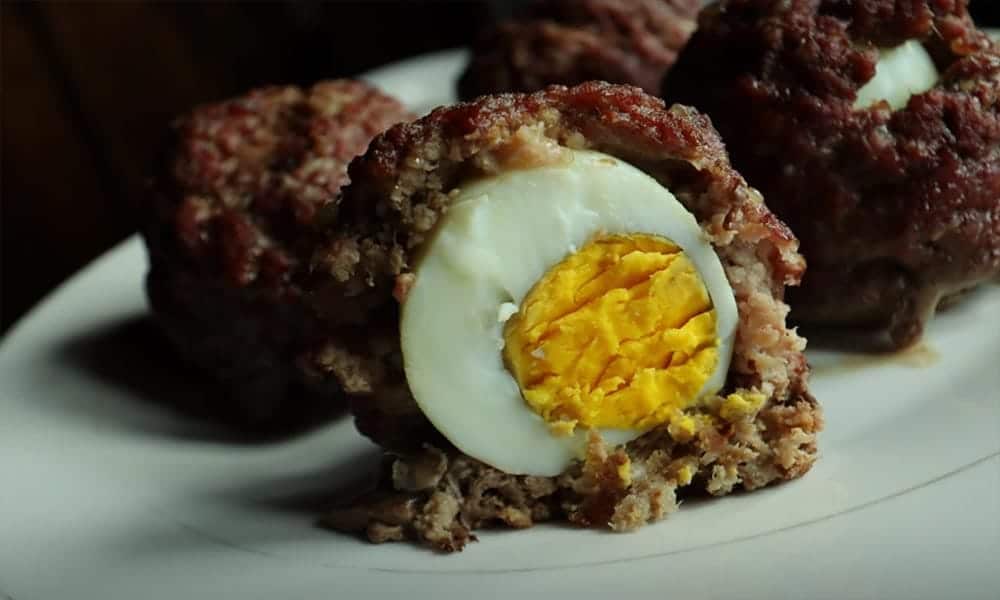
[{"x1": 503, "y1": 234, "x2": 719, "y2": 435}]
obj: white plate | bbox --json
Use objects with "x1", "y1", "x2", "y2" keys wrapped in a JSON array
[{"x1": 2, "y1": 50, "x2": 998, "y2": 600}]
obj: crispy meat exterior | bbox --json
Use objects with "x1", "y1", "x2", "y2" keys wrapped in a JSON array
[
  {"x1": 142, "y1": 80, "x2": 412, "y2": 427},
  {"x1": 308, "y1": 82, "x2": 822, "y2": 551},
  {"x1": 458, "y1": 0, "x2": 701, "y2": 99},
  {"x1": 664, "y1": 0, "x2": 1000, "y2": 350}
]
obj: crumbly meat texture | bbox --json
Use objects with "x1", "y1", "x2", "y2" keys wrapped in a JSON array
[
  {"x1": 308, "y1": 82, "x2": 821, "y2": 551},
  {"x1": 457, "y1": 0, "x2": 701, "y2": 99},
  {"x1": 142, "y1": 80, "x2": 412, "y2": 427},
  {"x1": 664, "y1": 0, "x2": 1000, "y2": 350}
]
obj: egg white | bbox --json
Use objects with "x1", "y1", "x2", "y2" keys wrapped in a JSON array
[
  {"x1": 400, "y1": 149, "x2": 738, "y2": 476},
  {"x1": 855, "y1": 39, "x2": 939, "y2": 111}
]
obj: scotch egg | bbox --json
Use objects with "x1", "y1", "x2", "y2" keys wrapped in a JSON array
[
  {"x1": 665, "y1": 0, "x2": 1000, "y2": 349},
  {"x1": 142, "y1": 80, "x2": 412, "y2": 427},
  {"x1": 311, "y1": 82, "x2": 821, "y2": 551}
]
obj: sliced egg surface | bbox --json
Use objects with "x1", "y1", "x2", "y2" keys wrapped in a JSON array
[
  {"x1": 854, "y1": 39, "x2": 939, "y2": 111},
  {"x1": 400, "y1": 148, "x2": 738, "y2": 476}
]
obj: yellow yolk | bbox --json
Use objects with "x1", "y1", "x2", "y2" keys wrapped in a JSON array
[
  {"x1": 719, "y1": 390, "x2": 767, "y2": 422},
  {"x1": 667, "y1": 414, "x2": 700, "y2": 443},
  {"x1": 503, "y1": 234, "x2": 719, "y2": 435},
  {"x1": 676, "y1": 464, "x2": 694, "y2": 486},
  {"x1": 617, "y1": 456, "x2": 633, "y2": 486}
]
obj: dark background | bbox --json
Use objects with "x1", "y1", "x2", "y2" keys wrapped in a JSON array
[
  {"x1": 2, "y1": 0, "x2": 998, "y2": 334},
  {"x1": 1, "y1": 1, "x2": 511, "y2": 333}
]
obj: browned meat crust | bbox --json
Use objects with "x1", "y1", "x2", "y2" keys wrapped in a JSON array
[
  {"x1": 142, "y1": 80, "x2": 412, "y2": 427},
  {"x1": 664, "y1": 0, "x2": 1000, "y2": 350},
  {"x1": 323, "y1": 398, "x2": 820, "y2": 551},
  {"x1": 457, "y1": 0, "x2": 700, "y2": 99},
  {"x1": 307, "y1": 82, "x2": 821, "y2": 550}
]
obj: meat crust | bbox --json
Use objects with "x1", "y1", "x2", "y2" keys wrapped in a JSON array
[
  {"x1": 664, "y1": 0, "x2": 1000, "y2": 349},
  {"x1": 142, "y1": 80, "x2": 412, "y2": 426},
  {"x1": 458, "y1": 0, "x2": 701, "y2": 99},
  {"x1": 309, "y1": 82, "x2": 821, "y2": 550}
]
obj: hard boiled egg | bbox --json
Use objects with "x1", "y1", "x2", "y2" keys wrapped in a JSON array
[
  {"x1": 854, "y1": 39, "x2": 939, "y2": 111},
  {"x1": 400, "y1": 148, "x2": 738, "y2": 476}
]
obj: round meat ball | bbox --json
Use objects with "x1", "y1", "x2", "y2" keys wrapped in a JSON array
[
  {"x1": 142, "y1": 80, "x2": 412, "y2": 428},
  {"x1": 308, "y1": 82, "x2": 820, "y2": 551},
  {"x1": 664, "y1": 0, "x2": 1000, "y2": 350},
  {"x1": 457, "y1": 0, "x2": 701, "y2": 99}
]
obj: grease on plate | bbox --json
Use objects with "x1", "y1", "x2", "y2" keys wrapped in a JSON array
[{"x1": 811, "y1": 342, "x2": 939, "y2": 377}]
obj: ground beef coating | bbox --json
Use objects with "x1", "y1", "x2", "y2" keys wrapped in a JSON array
[
  {"x1": 664, "y1": 0, "x2": 1000, "y2": 350},
  {"x1": 308, "y1": 81, "x2": 822, "y2": 551},
  {"x1": 142, "y1": 80, "x2": 412, "y2": 427},
  {"x1": 457, "y1": 0, "x2": 701, "y2": 99}
]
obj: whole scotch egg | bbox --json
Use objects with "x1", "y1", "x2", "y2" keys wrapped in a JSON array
[
  {"x1": 309, "y1": 82, "x2": 821, "y2": 550},
  {"x1": 457, "y1": 0, "x2": 701, "y2": 99},
  {"x1": 142, "y1": 80, "x2": 412, "y2": 427},
  {"x1": 664, "y1": 0, "x2": 1000, "y2": 349}
]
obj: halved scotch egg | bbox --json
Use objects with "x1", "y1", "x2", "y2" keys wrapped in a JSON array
[{"x1": 309, "y1": 82, "x2": 822, "y2": 551}]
